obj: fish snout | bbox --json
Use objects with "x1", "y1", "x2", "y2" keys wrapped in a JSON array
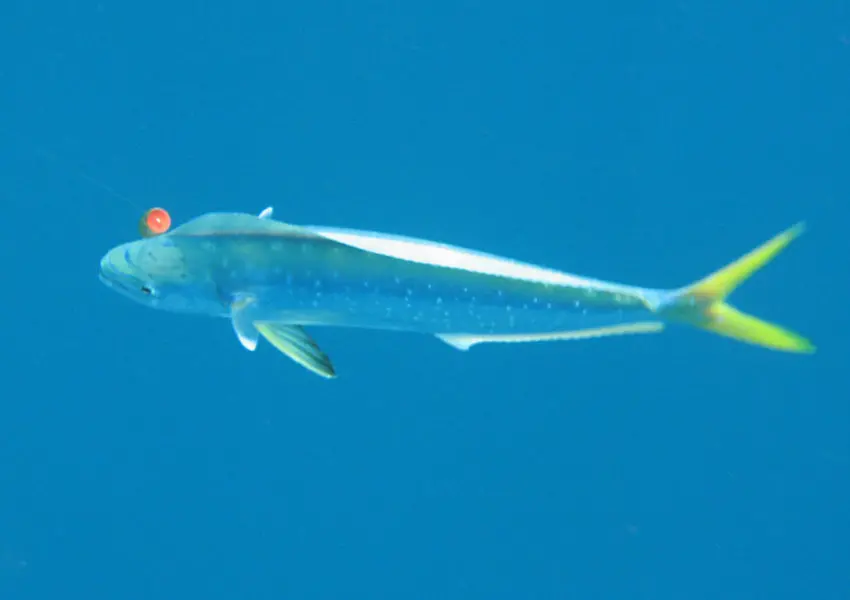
[{"x1": 98, "y1": 246, "x2": 151, "y2": 300}]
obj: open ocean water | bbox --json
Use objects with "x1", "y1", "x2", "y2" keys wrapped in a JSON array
[{"x1": 0, "y1": 1, "x2": 847, "y2": 599}]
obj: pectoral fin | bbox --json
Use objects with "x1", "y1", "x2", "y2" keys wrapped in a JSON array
[
  {"x1": 436, "y1": 322, "x2": 665, "y2": 351},
  {"x1": 231, "y1": 295, "x2": 259, "y2": 351},
  {"x1": 255, "y1": 323, "x2": 336, "y2": 379}
]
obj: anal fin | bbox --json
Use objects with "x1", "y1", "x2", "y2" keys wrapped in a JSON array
[
  {"x1": 436, "y1": 322, "x2": 665, "y2": 351},
  {"x1": 255, "y1": 323, "x2": 336, "y2": 379}
]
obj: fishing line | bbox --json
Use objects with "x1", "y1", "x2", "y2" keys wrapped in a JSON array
[
  {"x1": 7, "y1": 130, "x2": 172, "y2": 236},
  {"x1": 22, "y1": 138, "x2": 143, "y2": 212}
]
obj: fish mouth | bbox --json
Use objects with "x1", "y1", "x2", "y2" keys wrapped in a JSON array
[
  {"x1": 99, "y1": 266, "x2": 125, "y2": 295},
  {"x1": 98, "y1": 269, "x2": 128, "y2": 293},
  {"x1": 98, "y1": 270, "x2": 111, "y2": 288},
  {"x1": 99, "y1": 255, "x2": 120, "y2": 289},
  {"x1": 99, "y1": 253, "x2": 144, "y2": 296}
]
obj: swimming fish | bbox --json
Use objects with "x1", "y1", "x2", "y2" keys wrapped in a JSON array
[{"x1": 98, "y1": 207, "x2": 814, "y2": 378}]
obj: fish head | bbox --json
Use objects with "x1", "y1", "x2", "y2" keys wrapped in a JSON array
[{"x1": 99, "y1": 236, "x2": 223, "y2": 315}]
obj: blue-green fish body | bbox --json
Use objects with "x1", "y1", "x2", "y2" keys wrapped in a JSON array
[{"x1": 99, "y1": 207, "x2": 814, "y2": 378}]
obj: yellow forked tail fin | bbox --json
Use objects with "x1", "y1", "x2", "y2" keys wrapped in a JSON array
[{"x1": 664, "y1": 222, "x2": 815, "y2": 353}]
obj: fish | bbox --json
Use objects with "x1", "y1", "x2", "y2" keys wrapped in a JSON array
[{"x1": 98, "y1": 206, "x2": 815, "y2": 378}]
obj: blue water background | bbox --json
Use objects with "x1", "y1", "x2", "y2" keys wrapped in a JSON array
[{"x1": 1, "y1": 2, "x2": 848, "y2": 598}]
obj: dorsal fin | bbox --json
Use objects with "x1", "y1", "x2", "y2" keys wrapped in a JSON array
[{"x1": 168, "y1": 212, "x2": 320, "y2": 239}]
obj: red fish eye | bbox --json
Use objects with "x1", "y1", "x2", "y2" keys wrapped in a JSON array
[{"x1": 139, "y1": 207, "x2": 172, "y2": 237}]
